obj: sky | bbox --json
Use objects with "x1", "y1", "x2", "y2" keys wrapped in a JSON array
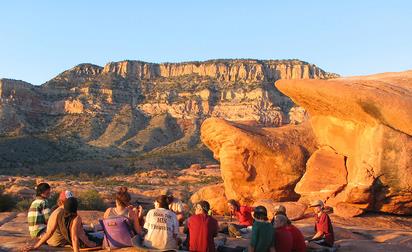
[{"x1": 0, "y1": 0, "x2": 411, "y2": 85}]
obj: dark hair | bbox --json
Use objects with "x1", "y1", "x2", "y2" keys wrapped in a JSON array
[
  {"x1": 156, "y1": 195, "x2": 169, "y2": 209},
  {"x1": 197, "y1": 200, "x2": 210, "y2": 214},
  {"x1": 253, "y1": 205, "x2": 268, "y2": 220},
  {"x1": 227, "y1": 199, "x2": 240, "y2": 211},
  {"x1": 64, "y1": 197, "x2": 78, "y2": 218},
  {"x1": 166, "y1": 195, "x2": 174, "y2": 205},
  {"x1": 36, "y1": 183, "x2": 51, "y2": 197},
  {"x1": 115, "y1": 186, "x2": 131, "y2": 208}
]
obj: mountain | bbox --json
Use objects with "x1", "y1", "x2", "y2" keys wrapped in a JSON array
[{"x1": 0, "y1": 59, "x2": 338, "y2": 175}]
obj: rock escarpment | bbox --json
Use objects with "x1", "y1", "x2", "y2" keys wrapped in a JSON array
[
  {"x1": 0, "y1": 59, "x2": 336, "y2": 173},
  {"x1": 276, "y1": 70, "x2": 412, "y2": 215},
  {"x1": 201, "y1": 69, "x2": 412, "y2": 216}
]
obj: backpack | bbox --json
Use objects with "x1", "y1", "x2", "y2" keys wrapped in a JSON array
[{"x1": 99, "y1": 216, "x2": 134, "y2": 249}]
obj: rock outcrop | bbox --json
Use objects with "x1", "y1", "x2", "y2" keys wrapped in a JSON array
[
  {"x1": 102, "y1": 59, "x2": 338, "y2": 82},
  {"x1": 0, "y1": 59, "x2": 336, "y2": 173},
  {"x1": 201, "y1": 118, "x2": 317, "y2": 204},
  {"x1": 276, "y1": 70, "x2": 412, "y2": 215}
]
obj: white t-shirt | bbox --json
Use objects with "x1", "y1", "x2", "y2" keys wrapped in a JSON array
[{"x1": 143, "y1": 208, "x2": 179, "y2": 249}]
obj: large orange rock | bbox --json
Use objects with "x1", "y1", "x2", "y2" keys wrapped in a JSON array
[
  {"x1": 200, "y1": 118, "x2": 317, "y2": 204},
  {"x1": 276, "y1": 70, "x2": 412, "y2": 215},
  {"x1": 190, "y1": 184, "x2": 227, "y2": 214},
  {"x1": 295, "y1": 147, "x2": 347, "y2": 203}
]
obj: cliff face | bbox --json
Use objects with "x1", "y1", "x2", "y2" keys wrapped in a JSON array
[
  {"x1": 101, "y1": 59, "x2": 337, "y2": 81},
  {"x1": 0, "y1": 59, "x2": 337, "y2": 173}
]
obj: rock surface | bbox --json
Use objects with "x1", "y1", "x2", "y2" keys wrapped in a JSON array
[
  {"x1": 200, "y1": 118, "x2": 317, "y2": 204},
  {"x1": 276, "y1": 70, "x2": 412, "y2": 215},
  {"x1": 295, "y1": 147, "x2": 348, "y2": 203},
  {"x1": 1, "y1": 211, "x2": 412, "y2": 252},
  {"x1": 190, "y1": 183, "x2": 227, "y2": 214},
  {"x1": 0, "y1": 59, "x2": 337, "y2": 174}
]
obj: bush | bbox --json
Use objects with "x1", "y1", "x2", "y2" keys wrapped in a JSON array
[
  {"x1": 14, "y1": 198, "x2": 32, "y2": 212},
  {"x1": 0, "y1": 193, "x2": 17, "y2": 212},
  {"x1": 77, "y1": 190, "x2": 106, "y2": 211}
]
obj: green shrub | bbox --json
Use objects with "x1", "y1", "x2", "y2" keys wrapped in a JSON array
[
  {"x1": 77, "y1": 190, "x2": 106, "y2": 211},
  {"x1": 14, "y1": 198, "x2": 32, "y2": 212},
  {"x1": 0, "y1": 193, "x2": 17, "y2": 212}
]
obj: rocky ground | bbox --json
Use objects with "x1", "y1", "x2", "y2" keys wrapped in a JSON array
[
  {"x1": 0, "y1": 164, "x2": 222, "y2": 212},
  {"x1": 0, "y1": 210, "x2": 411, "y2": 251}
]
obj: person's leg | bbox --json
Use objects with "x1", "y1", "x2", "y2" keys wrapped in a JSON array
[{"x1": 228, "y1": 224, "x2": 245, "y2": 238}]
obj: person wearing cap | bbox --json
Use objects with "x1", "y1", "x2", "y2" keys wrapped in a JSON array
[
  {"x1": 249, "y1": 205, "x2": 275, "y2": 252},
  {"x1": 306, "y1": 200, "x2": 335, "y2": 249},
  {"x1": 227, "y1": 199, "x2": 254, "y2": 238},
  {"x1": 42, "y1": 190, "x2": 75, "y2": 247},
  {"x1": 271, "y1": 204, "x2": 306, "y2": 252},
  {"x1": 186, "y1": 200, "x2": 219, "y2": 252},
  {"x1": 22, "y1": 197, "x2": 98, "y2": 252},
  {"x1": 273, "y1": 214, "x2": 293, "y2": 252}
]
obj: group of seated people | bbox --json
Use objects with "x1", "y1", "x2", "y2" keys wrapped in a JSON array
[{"x1": 22, "y1": 182, "x2": 335, "y2": 252}]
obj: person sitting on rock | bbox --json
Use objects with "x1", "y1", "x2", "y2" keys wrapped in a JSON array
[
  {"x1": 273, "y1": 204, "x2": 306, "y2": 252},
  {"x1": 165, "y1": 190, "x2": 185, "y2": 225},
  {"x1": 22, "y1": 197, "x2": 97, "y2": 252},
  {"x1": 227, "y1": 199, "x2": 254, "y2": 238},
  {"x1": 186, "y1": 200, "x2": 219, "y2": 252},
  {"x1": 103, "y1": 186, "x2": 143, "y2": 235},
  {"x1": 273, "y1": 214, "x2": 293, "y2": 252},
  {"x1": 28, "y1": 182, "x2": 52, "y2": 238},
  {"x1": 142, "y1": 195, "x2": 179, "y2": 250},
  {"x1": 306, "y1": 200, "x2": 335, "y2": 250},
  {"x1": 249, "y1": 205, "x2": 275, "y2": 252}
]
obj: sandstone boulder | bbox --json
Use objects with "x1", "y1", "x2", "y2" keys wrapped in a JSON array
[
  {"x1": 201, "y1": 118, "x2": 317, "y2": 204},
  {"x1": 190, "y1": 184, "x2": 227, "y2": 214},
  {"x1": 276, "y1": 70, "x2": 412, "y2": 215},
  {"x1": 295, "y1": 147, "x2": 347, "y2": 203}
]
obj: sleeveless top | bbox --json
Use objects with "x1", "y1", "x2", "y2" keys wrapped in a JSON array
[
  {"x1": 47, "y1": 208, "x2": 76, "y2": 247},
  {"x1": 107, "y1": 207, "x2": 130, "y2": 218}
]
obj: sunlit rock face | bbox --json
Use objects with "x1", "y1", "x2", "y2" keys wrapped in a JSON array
[
  {"x1": 276, "y1": 70, "x2": 412, "y2": 215},
  {"x1": 200, "y1": 118, "x2": 317, "y2": 204},
  {"x1": 0, "y1": 59, "x2": 336, "y2": 172}
]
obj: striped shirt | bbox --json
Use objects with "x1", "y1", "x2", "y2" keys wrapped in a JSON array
[{"x1": 28, "y1": 198, "x2": 51, "y2": 238}]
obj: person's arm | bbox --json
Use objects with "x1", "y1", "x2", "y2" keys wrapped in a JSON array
[
  {"x1": 22, "y1": 211, "x2": 59, "y2": 251},
  {"x1": 212, "y1": 219, "x2": 219, "y2": 237},
  {"x1": 74, "y1": 216, "x2": 97, "y2": 248},
  {"x1": 128, "y1": 206, "x2": 142, "y2": 235},
  {"x1": 173, "y1": 214, "x2": 179, "y2": 240},
  {"x1": 71, "y1": 217, "x2": 80, "y2": 252},
  {"x1": 103, "y1": 208, "x2": 111, "y2": 219},
  {"x1": 311, "y1": 214, "x2": 328, "y2": 240}
]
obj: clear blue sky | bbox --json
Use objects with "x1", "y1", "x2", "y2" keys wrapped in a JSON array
[{"x1": 1, "y1": 0, "x2": 411, "y2": 85}]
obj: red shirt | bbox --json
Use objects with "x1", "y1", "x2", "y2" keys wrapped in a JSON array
[
  {"x1": 187, "y1": 213, "x2": 219, "y2": 252},
  {"x1": 235, "y1": 206, "x2": 254, "y2": 226},
  {"x1": 286, "y1": 224, "x2": 306, "y2": 252},
  {"x1": 275, "y1": 226, "x2": 293, "y2": 252},
  {"x1": 315, "y1": 212, "x2": 334, "y2": 246}
]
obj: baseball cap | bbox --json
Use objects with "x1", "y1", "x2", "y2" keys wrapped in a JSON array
[
  {"x1": 309, "y1": 199, "x2": 324, "y2": 207},
  {"x1": 59, "y1": 190, "x2": 74, "y2": 202}
]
